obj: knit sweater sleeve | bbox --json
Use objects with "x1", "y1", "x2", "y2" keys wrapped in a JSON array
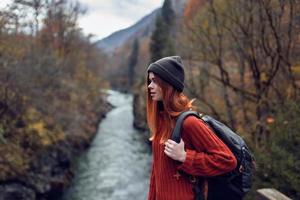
[
  {"x1": 147, "y1": 162, "x2": 156, "y2": 200},
  {"x1": 177, "y1": 116, "x2": 237, "y2": 177}
]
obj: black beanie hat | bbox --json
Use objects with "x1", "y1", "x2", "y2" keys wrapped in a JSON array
[{"x1": 147, "y1": 56, "x2": 185, "y2": 92}]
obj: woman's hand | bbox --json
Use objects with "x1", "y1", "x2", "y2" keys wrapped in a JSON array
[{"x1": 164, "y1": 139, "x2": 186, "y2": 162}]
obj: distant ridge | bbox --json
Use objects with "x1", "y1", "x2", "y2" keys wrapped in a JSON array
[
  {"x1": 94, "y1": 0, "x2": 188, "y2": 53},
  {"x1": 95, "y1": 8, "x2": 160, "y2": 53}
]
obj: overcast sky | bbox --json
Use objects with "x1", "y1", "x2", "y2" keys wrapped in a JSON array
[{"x1": 0, "y1": 0, "x2": 163, "y2": 41}]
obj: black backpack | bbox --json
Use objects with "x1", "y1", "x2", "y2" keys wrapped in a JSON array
[{"x1": 171, "y1": 111, "x2": 255, "y2": 200}]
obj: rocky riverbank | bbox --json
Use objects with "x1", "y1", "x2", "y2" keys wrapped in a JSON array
[
  {"x1": 0, "y1": 100, "x2": 113, "y2": 200},
  {"x1": 132, "y1": 81, "x2": 152, "y2": 147},
  {"x1": 133, "y1": 81, "x2": 148, "y2": 131}
]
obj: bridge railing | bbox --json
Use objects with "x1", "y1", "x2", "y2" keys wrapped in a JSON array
[{"x1": 256, "y1": 188, "x2": 292, "y2": 200}]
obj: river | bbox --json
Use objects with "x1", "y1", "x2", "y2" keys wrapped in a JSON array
[{"x1": 61, "y1": 90, "x2": 151, "y2": 200}]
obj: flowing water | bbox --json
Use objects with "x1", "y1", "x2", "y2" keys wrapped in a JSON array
[{"x1": 61, "y1": 90, "x2": 151, "y2": 200}]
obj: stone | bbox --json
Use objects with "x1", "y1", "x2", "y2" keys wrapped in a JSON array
[
  {"x1": 0, "y1": 183, "x2": 36, "y2": 200},
  {"x1": 256, "y1": 188, "x2": 292, "y2": 200}
]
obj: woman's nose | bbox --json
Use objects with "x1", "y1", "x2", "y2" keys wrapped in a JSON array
[{"x1": 148, "y1": 82, "x2": 153, "y2": 89}]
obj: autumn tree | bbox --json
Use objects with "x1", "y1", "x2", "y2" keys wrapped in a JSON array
[
  {"x1": 0, "y1": 0, "x2": 108, "y2": 191},
  {"x1": 181, "y1": 0, "x2": 300, "y2": 147},
  {"x1": 180, "y1": 1, "x2": 300, "y2": 198}
]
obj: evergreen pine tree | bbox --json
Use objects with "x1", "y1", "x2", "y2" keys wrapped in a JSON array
[
  {"x1": 128, "y1": 38, "x2": 139, "y2": 89},
  {"x1": 150, "y1": 0, "x2": 175, "y2": 62},
  {"x1": 161, "y1": 0, "x2": 175, "y2": 24}
]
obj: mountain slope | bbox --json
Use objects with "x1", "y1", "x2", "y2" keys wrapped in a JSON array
[
  {"x1": 95, "y1": 0, "x2": 188, "y2": 91},
  {"x1": 95, "y1": 8, "x2": 159, "y2": 53},
  {"x1": 95, "y1": 0, "x2": 188, "y2": 53}
]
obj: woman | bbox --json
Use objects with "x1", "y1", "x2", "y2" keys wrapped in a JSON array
[{"x1": 146, "y1": 56, "x2": 237, "y2": 200}]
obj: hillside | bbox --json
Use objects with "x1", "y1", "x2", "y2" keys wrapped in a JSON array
[
  {"x1": 95, "y1": 9, "x2": 159, "y2": 53},
  {"x1": 95, "y1": 0, "x2": 187, "y2": 53},
  {"x1": 95, "y1": 0, "x2": 188, "y2": 91}
]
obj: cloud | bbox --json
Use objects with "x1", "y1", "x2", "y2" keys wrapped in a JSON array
[
  {"x1": 78, "y1": 0, "x2": 163, "y2": 40},
  {"x1": 78, "y1": 10, "x2": 132, "y2": 39}
]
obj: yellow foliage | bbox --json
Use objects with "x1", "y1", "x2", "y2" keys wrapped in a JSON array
[
  {"x1": 26, "y1": 107, "x2": 41, "y2": 121},
  {"x1": 292, "y1": 65, "x2": 300, "y2": 79},
  {"x1": 27, "y1": 120, "x2": 51, "y2": 146},
  {"x1": 55, "y1": 130, "x2": 66, "y2": 141},
  {"x1": 0, "y1": 36, "x2": 27, "y2": 61},
  {"x1": 261, "y1": 72, "x2": 268, "y2": 82},
  {"x1": 213, "y1": 0, "x2": 230, "y2": 13},
  {"x1": 23, "y1": 106, "x2": 68, "y2": 147},
  {"x1": 292, "y1": 65, "x2": 300, "y2": 74},
  {"x1": 28, "y1": 121, "x2": 46, "y2": 135},
  {"x1": 202, "y1": 19, "x2": 209, "y2": 30},
  {"x1": 0, "y1": 144, "x2": 29, "y2": 180}
]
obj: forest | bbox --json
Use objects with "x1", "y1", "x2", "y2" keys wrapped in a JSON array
[
  {"x1": 0, "y1": 0, "x2": 111, "y2": 198},
  {"x1": 1, "y1": 0, "x2": 300, "y2": 199},
  {"x1": 142, "y1": 0, "x2": 300, "y2": 199}
]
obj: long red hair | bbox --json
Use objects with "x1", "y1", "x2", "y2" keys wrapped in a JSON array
[{"x1": 147, "y1": 73, "x2": 194, "y2": 143}]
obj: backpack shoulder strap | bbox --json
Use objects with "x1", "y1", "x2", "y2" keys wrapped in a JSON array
[{"x1": 171, "y1": 111, "x2": 200, "y2": 143}]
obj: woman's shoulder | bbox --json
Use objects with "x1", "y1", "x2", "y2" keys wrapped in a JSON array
[
  {"x1": 181, "y1": 115, "x2": 207, "y2": 144},
  {"x1": 182, "y1": 115, "x2": 203, "y2": 129}
]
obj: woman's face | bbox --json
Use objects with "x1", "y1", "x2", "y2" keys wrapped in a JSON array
[{"x1": 148, "y1": 72, "x2": 163, "y2": 101}]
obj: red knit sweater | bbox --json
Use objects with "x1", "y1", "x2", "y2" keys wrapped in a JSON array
[{"x1": 148, "y1": 116, "x2": 237, "y2": 200}]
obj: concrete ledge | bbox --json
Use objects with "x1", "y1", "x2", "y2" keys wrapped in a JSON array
[{"x1": 256, "y1": 188, "x2": 292, "y2": 200}]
